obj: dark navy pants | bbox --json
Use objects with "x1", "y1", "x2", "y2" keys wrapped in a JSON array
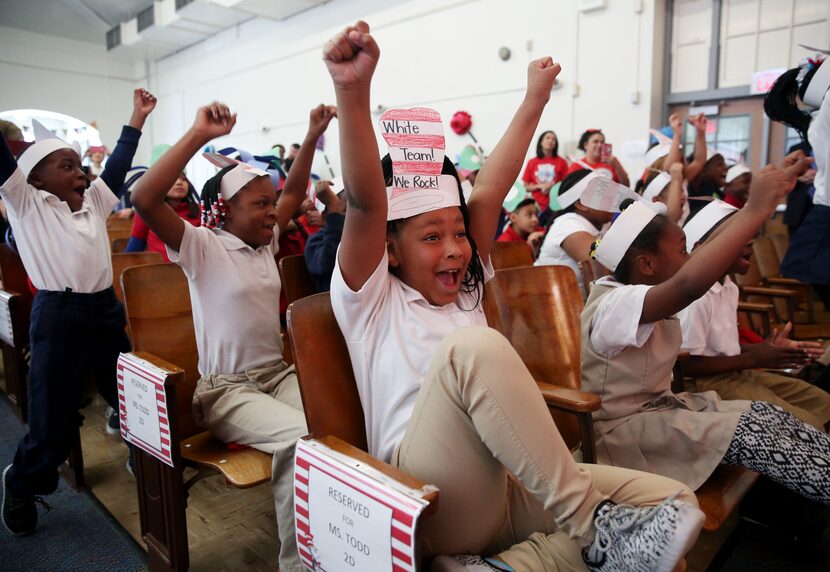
[{"x1": 8, "y1": 287, "x2": 130, "y2": 496}]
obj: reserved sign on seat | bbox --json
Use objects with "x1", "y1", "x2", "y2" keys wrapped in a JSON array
[
  {"x1": 294, "y1": 439, "x2": 431, "y2": 571},
  {"x1": 116, "y1": 353, "x2": 173, "y2": 467}
]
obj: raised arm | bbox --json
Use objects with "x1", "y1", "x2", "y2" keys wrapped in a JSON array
[
  {"x1": 640, "y1": 151, "x2": 812, "y2": 323},
  {"x1": 100, "y1": 89, "x2": 156, "y2": 195},
  {"x1": 661, "y1": 113, "x2": 684, "y2": 172},
  {"x1": 276, "y1": 104, "x2": 336, "y2": 234},
  {"x1": 467, "y1": 58, "x2": 560, "y2": 263},
  {"x1": 323, "y1": 20, "x2": 387, "y2": 290},
  {"x1": 685, "y1": 113, "x2": 708, "y2": 182},
  {"x1": 131, "y1": 103, "x2": 236, "y2": 252},
  {"x1": 664, "y1": 162, "x2": 685, "y2": 223}
]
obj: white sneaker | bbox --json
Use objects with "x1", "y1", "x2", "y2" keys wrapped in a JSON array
[
  {"x1": 583, "y1": 495, "x2": 704, "y2": 572},
  {"x1": 105, "y1": 406, "x2": 120, "y2": 435},
  {"x1": 431, "y1": 554, "x2": 514, "y2": 572}
]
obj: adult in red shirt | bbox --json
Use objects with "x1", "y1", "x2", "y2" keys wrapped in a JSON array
[
  {"x1": 567, "y1": 129, "x2": 630, "y2": 186},
  {"x1": 522, "y1": 130, "x2": 567, "y2": 226},
  {"x1": 126, "y1": 172, "x2": 200, "y2": 261}
]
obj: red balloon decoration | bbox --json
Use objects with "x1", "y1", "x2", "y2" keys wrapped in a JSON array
[{"x1": 450, "y1": 111, "x2": 473, "y2": 135}]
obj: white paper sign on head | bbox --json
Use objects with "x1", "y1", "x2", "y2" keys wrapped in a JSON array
[
  {"x1": 117, "y1": 353, "x2": 173, "y2": 467},
  {"x1": 379, "y1": 108, "x2": 460, "y2": 221},
  {"x1": 294, "y1": 439, "x2": 432, "y2": 572}
]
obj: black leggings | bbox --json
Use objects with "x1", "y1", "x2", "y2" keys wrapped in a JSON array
[{"x1": 723, "y1": 401, "x2": 830, "y2": 505}]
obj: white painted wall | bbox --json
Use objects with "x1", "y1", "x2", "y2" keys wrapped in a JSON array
[
  {"x1": 0, "y1": 26, "x2": 150, "y2": 163},
  {"x1": 147, "y1": 0, "x2": 666, "y2": 189}
]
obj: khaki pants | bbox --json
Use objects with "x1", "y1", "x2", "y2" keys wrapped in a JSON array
[
  {"x1": 691, "y1": 369, "x2": 830, "y2": 431},
  {"x1": 194, "y1": 361, "x2": 308, "y2": 572},
  {"x1": 394, "y1": 327, "x2": 697, "y2": 572}
]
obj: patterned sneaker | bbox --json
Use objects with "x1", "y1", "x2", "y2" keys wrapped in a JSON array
[
  {"x1": 105, "y1": 406, "x2": 120, "y2": 435},
  {"x1": 431, "y1": 554, "x2": 515, "y2": 572},
  {"x1": 2, "y1": 465, "x2": 38, "y2": 535},
  {"x1": 583, "y1": 495, "x2": 704, "y2": 572}
]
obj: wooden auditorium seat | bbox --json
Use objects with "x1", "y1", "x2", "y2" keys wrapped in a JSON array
[
  {"x1": 120, "y1": 263, "x2": 272, "y2": 572},
  {"x1": 490, "y1": 241, "x2": 534, "y2": 270},
  {"x1": 483, "y1": 265, "x2": 759, "y2": 566},
  {"x1": 111, "y1": 251, "x2": 164, "y2": 305},
  {"x1": 277, "y1": 253, "x2": 316, "y2": 306},
  {"x1": 111, "y1": 237, "x2": 130, "y2": 253}
]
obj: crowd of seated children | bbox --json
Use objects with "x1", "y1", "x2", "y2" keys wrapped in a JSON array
[
  {"x1": 678, "y1": 199, "x2": 830, "y2": 430},
  {"x1": 3, "y1": 20, "x2": 830, "y2": 572},
  {"x1": 1, "y1": 88, "x2": 156, "y2": 536},
  {"x1": 579, "y1": 152, "x2": 830, "y2": 505}
]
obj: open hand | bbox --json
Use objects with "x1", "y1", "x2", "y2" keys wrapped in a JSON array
[
  {"x1": 526, "y1": 57, "x2": 561, "y2": 105},
  {"x1": 191, "y1": 102, "x2": 237, "y2": 142},
  {"x1": 323, "y1": 20, "x2": 380, "y2": 90},
  {"x1": 770, "y1": 322, "x2": 824, "y2": 361}
]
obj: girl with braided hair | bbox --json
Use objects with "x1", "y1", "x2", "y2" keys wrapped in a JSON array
[{"x1": 131, "y1": 101, "x2": 337, "y2": 572}]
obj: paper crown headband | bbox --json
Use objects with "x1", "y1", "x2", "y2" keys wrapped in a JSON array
[
  {"x1": 683, "y1": 200, "x2": 738, "y2": 252},
  {"x1": 580, "y1": 174, "x2": 667, "y2": 271},
  {"x1": 203, "y1": 152, "x2": 269, "y2": 201},
  {"x1": 18, "y1": 119, "x2": 82, "y2": 178},
  {"x1": 725, "y1": 164, "x2": 751, "y2": 184},
  {"x1": 217, "y1": 146, "x2": 285, "y2": 191},
  {"x1": 379, "y1": 108, "x2": 460, "y2": 221},
  {"x1": 556, "y1": 171, "x2": 612, "y2": 210},
  {"x1": 642, "y1": 171, "x2": 672, "y2": 202},
  {"x1": 644, "y1": 129, "x2": 673, "y2": 166},
  {"x1": 803, "y1": 56, "x2": 830, "y2": 108}
]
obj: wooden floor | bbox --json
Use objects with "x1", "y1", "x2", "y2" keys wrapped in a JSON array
[
  {"x1": 79, "y1": 400, "x2": 280, "y2": 571},
  {"x1": 0, "y1": 372, "x2": 280, "y2": 572}
]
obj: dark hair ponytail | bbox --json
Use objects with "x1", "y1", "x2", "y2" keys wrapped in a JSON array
[
  {"x1": 382, "y1": 154, "x2": 486, "y2": 310},
  {"x1": 764, "y1": 65, "x2": 819, "y2": 144}
]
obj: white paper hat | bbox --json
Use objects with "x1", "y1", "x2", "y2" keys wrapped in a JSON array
[
  {"x1": 683, "y1": 199, "x2": 738, "y2": 252},
  {"x1": 644, "y1": 129, "x2": 673, "y2": 166},
  {"x1": 642, "y1": 171, "x2": 672, "y2": 202},
  {"x1": 592, "y1": 201, "x2": 660, "y2": 271},
  {"x1": 557, "y1": 171, "x2": 607, "y2": 210},
  {"x1": 725, "y1": 164, "x2": 751, "y2": 184},
  {"x1": 378, "y1": 108, "x2": 460, "y2": 221},
  {"x1": 802, "y1": 55, "x2": 830, "y2": 108},
  {"x1": 18, "y1": 119, "x2": 82, "y2": 177},
  {"x1": 579, "y1": 171, "x2": 666, "y2": 216},
  {"x1": 203, "y1": 152, "x2": 269, "y2": 201}
]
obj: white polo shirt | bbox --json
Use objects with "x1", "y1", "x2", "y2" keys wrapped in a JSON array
[
  {"x1": 809, "y1": 89, "x2": 830, "y2": 207},
  {"x1": 0, "y1": 168, "x2": 118, "y2": 293},
  {"x1": 330, "y1": 250, "x2": 493, "y2": 463},
  {"x1": 678, "y1": 276, "x2": 741, "y2": 357},
  {"x1": 588, "y1": 276, "x2": 656, "y2": 357},
  {"x1": 167, "y1": 223, "x2": 283, "y2": 376},
  {"x1": 535, "y1": 212, "x2": 601, "y2": 297}
]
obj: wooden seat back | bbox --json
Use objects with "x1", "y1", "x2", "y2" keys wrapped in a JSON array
[
  {"x1": 769, "y1": 234, "x2": 788, "y2": 263},
  {"x1": 287, "y1": 292, "x2": 368, "y2": 451},
  {"x1": 752, "y1": 236, "x2": 782, "y2": 279},
  {"x1": 121, "y1": 263, "x2": 201, "y2": 440},
  {"x1": 111, "y1": 252, "x2": 164, "y2": 304},
  {"x1": 111, "y1": 237, "x2": 130, "y2": 253},
  {"x1": 278, "y1": 254, "x2": 316, "y2": 305},
  {"x1": 577, "y1": 259, "x2": 611, "y2": 299},
  {"x1": 491, "y1": 241, "x2": 534, "y2": 270},
  {"x1": 0, "y1": 244, "x2": 33, "y2": 306},
  {"x1": 485, "y1": 265, "x2": 583, "y2": 450}
]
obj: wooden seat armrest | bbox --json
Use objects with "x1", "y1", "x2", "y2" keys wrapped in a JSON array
[
  {"x1": 675, "y1": 351, "x2": 690, "y2": 362},
  {"x1": 738, "y1": 301, "x2": 774, "y2": 313},
  {"x1": 741, "y1": 286, "x2": 797, "y2": 298},
  {"x1": 314, "y1": 435, "x2": 439, "y2": 516},
  {"x1": 766, "y1": 277, "x2": 808, "y2": 289},
  {"x1": 536, "y1": 381, "x2": 601, "y2": 413},
  {"x1": 130, "y1": 351, "x2": 186, "y2": 380}
]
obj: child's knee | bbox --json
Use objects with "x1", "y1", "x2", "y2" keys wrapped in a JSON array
[{"x1": 437, "y1": 326, "x2": 512, "y2": 361}]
